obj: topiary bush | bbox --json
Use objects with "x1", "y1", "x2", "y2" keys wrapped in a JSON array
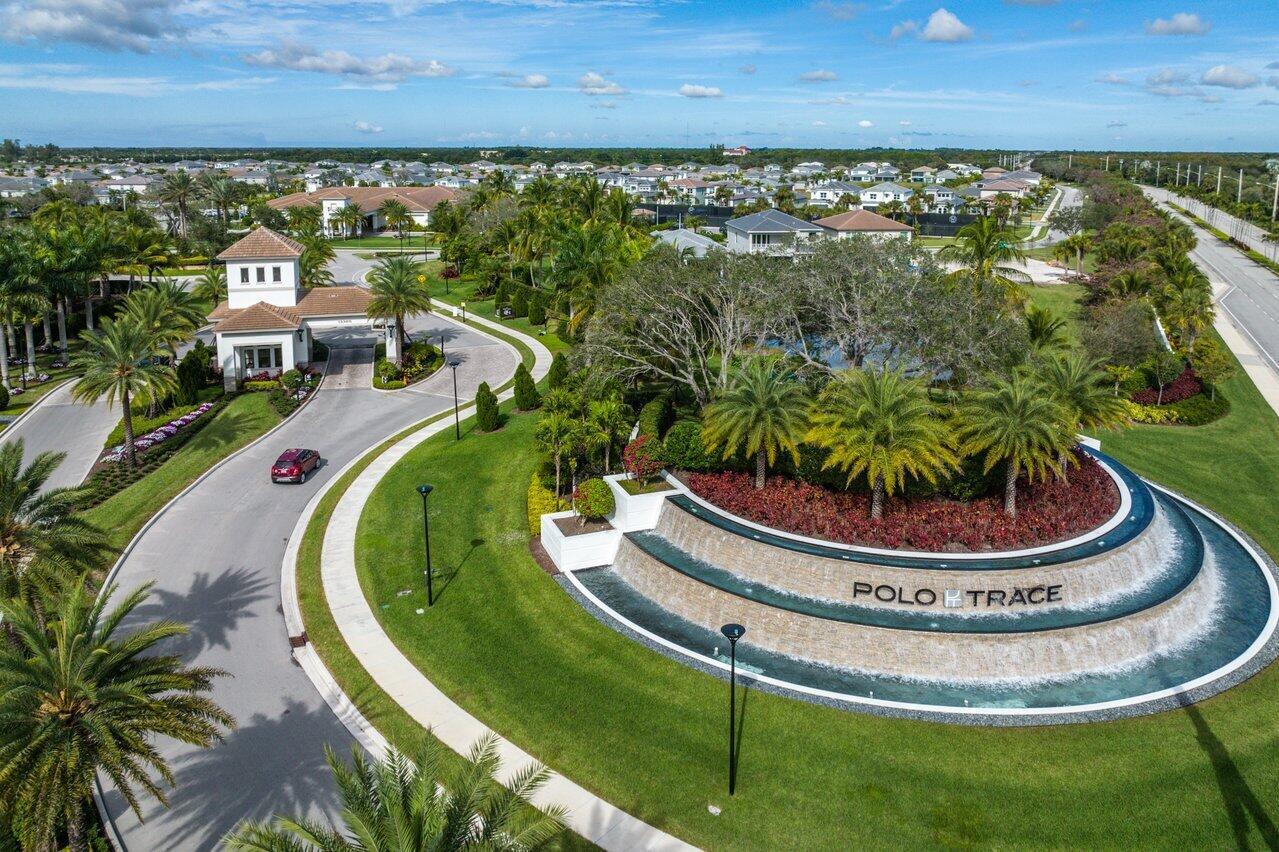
[
  {"x1": 623, "y1": 435, "x2": 665, "y2": 483},
  {"x1": 243, "y1": 380, "x2": 279, "y2": 392},
  {"x1": 574, "y1": 478, "x2": 615, "y2": 523},
  {"x1": 475, "y1": 381, "x2": 500, "y2": 432},
  {"x1": 546, "y1": 353, "x2": 568, "y2": 390},
  {"x1": 528, "y1": 292, "x2": 546, "y2": 326},
  {"x1": 511, "y1": 287, "x2": 528, "y2": 319},
  {"x1": 663, "y1": 420, "x2": 715, "y2": 471},
  {"x1": 0, "y1": 384, "x2": 9, "y2": 410},
  {"x1": 637, "y1": 394, "x2": 672, "y2": 440},
  {"x1": 513, "y1": 363, "x2": 540, "y2": 410}
]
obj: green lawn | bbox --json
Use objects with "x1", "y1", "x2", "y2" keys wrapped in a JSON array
[
  {"x1": 331, "y1": 236, "x2": 438, "y2": 250},
  {"x1": 83, "y1": 392, "x2": 280, "y2": 550},
  {"x1": 425, "y1": 268, "x2": 570, "y2": 355},
  {"x1": 293, "y1": 275, "x2": 1279, "y2": 848},
  {"x1": 1023, "y1": 281, "x2": 1086, "y2": 345}
]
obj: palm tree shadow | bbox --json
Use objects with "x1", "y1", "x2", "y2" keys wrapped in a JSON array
[
  {"x1": 1180, "y1": 694, "x2": 1279, "y2": 850},
  {"x1": 433, "y1": 538, "x2": 485, "y2": 603},
  {"x1": 130, "y1": 567, "x2": 271, "y2": 659},
  {"x1": 733, "y1": 681, "x2": 750, "y2": 790}
]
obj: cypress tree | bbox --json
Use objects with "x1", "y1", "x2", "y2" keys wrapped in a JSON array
[
  {"x1": 528, "y1": 292, "x2": 546, "y2": 326},
  {"x1": 475, "y1": 381, "x2": 500, "y2": 432},
  {"x1": 547, "y1": 353, "x2": 568, "y2": 390},
  {"x1": 513, "y1": 363, "x2": 540, "y2": 410}
]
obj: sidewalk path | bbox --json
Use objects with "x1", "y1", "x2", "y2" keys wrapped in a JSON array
[{"x1": 292, "y1": 311, "x2": 694, "y2": 851}]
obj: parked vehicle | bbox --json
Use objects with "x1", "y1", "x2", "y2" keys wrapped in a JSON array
[{"x1": 270, "y1": 448, "x2": 320, "y2": 483}]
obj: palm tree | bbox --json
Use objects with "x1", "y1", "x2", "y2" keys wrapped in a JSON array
[
  {"x1": 552, "y1": 223, "x2": 624, "y2": 333},
  {"x1": 0, "y1": 582, "x2": 233, "y2": 852},
  {"x1": 157, "y1": 170, "x2": 198, "y2": 239},
  {"x1": 330, "y1": 204, "x2": 363, "y2": 239},
  {"x1": 1035, "y1": 354, "x2": 1130, "y2": 471},
  {"x1": 589, "y1": 397, "x2": 633, "y2": 473},
  {"x1": 225, "y1": 734, "x2": 565, "y2": 851},
  {"x1": 0, "y1": 440, "x2": 108, "y2": 637},
  {"x1": 1158, "y1": 267, "x2": 1213, "y2": 349},
  {"x1": 955, "y1": 373, "x2": 1074, "y2": 517},
  {"x1": 379, "y1": 199, "x2": 413, "y2": 249},
  {"x1": 193, "y1": 265, "x2": 228, "y2": 306},
  {"x1": 939, "y1": 216, "x2": 1030, "y2": 303},
  {"x1": 121, "y1": 278, "x2": 205, "y2": 364},
  {"x1": 367, "y1": 256, "x2": 431, "y2": 367},
  {"x1": 300, "y1": 235, "x2": 337, "y2": 288},
  {"x1": 285, "y1": 204, "x2": 322, "y2": 239},
  {"x1": 1054, "y1": 232, "x2": 1092, "y2": 275},
  {"x1": 702, "y1": 356, "x2": 809, "y2": 489},
  {"x1": 806, "y1": 368, "x2": 957, "y2": 520},
  {"x1": 71, "y1": 317, "x2": 177, "y2": 469},
  {"x1": 535, "y1": 412, "x2": 578, "y2": 497},
  {"x1": 1025, "y1": 304, "x2": 1069, "y2": 355},
  {"x1": 199, "y1": 171, "x2": 237, "y2": 231}
]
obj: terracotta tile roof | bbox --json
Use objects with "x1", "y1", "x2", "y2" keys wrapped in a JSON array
[
  {"x1": 294, "y1": 286, "x2": 373, "y2": 317},
  {"x1": 208, "y1": 300, "x2": 233, "y2": 320},
  {"x1": 212, "y1": 301, "x2": 302, "y2": 334},
  {"x1": 813, "y1": 209, "x2": 913, "y2": 232},
  {"x1": 217, "y1": 227, "x2": 305, "y2": 261},
  {"x1": 267, "y1": 186, "x2": 458, "y2": 215}
]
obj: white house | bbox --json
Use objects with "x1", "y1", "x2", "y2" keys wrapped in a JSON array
[
  {"x1": 209, "y1": 228, "x2": 375, "y2": 389},
  {"x1": 909, "y1": 166, "x2": 937, "y2": 184},
  {"x1": 813, "y1": 208, "x2": 913, "y2": 242},
  {"x1": 859, "y1": 182, "x2": 913, "y2": 208},
  {"x1": 924, "y1": 185, "x2": 960, "y2": 211},
  {"x1": 268, "y1": 186, "x2": 457, "y2": 236},
  {"x1": 725, "y1": 209, "x2": 824, "y2": 255},
  {"x1": 808, "y1": 180, "x2": 863, "y2": 208}
]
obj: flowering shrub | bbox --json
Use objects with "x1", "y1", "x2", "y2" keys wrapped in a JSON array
[
  {"x1": 102, "y1": 402, "x2": 216, "y2": 463},
  {"x1": 574, "y1": 478, "x2": 615, "y2": 523},
  {"x1": 684, "y1": 450, "x2": 1119, "y2": 552},
  {"x1": 622, "y1": 436, "x2": 665, "y2": 483},
  {"x1": 1131, "y1": 367, "x2": 1202, "y2": 406}
]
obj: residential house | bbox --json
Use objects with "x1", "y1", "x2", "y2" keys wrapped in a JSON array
[
  {"x1": 813, "y1": 209, "x2": 913, "y2": 242},
  {"x1": 933, "y1": 169, "x2": 960, "y2": 183},
  {"x1": 725, "y1": 209, "x2": 824, "y2": 255},
  {"x1": 0, "y1": 176, "x2": 47, "y2": 198},
  {"x1": 981, "y1": 166, "x2": 1009, "y2": 181},
  {"x1": 807, "y1": 180, "x2": 864, "y2": 208},
  {"x1": 653, "y1": 228, "x2": 722, "y2": 257},
  {"x1": 909, "y1": 166, "x2": 937, "y2": 184},
  {"x1": 267, "y1": 185, "x2": 458, "y2": 235},
  {"x1": 722, "y1": 145, "x2": 751, "y2": 157},
  {"x1": 976, "y1": 179, "x2": 1030, "y2": 199},
  {"x1": 858, "y1": 182, "x2": 913, "y2": 208},
  {"x1": 874, "y1": 165, "x2": 902, "y2": 181},
  {"x1": 923, "y1": 185, "x2": 960, "y2": 211}
]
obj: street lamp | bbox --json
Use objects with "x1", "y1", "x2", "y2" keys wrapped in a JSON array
[
  {"x1": 720, "y1": 622, "x2": 746, "y2": 796},
  {"x1": 417, "y1": 484, "x2": 435, "y2": 606},
  {"x1": 447, "y1": 357, "x2": 462, "y2": 440},
  {"x1": 461, "y1": 301, "x2": 467, "y2": 324}
]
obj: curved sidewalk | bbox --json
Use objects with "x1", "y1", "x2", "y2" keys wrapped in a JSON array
[{"x1": 285, "y1": 312, "x2": 695, "y2": 852}]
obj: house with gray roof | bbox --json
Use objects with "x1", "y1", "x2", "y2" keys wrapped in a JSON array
[
  {"x1": 725, "y1": 209, "x2": 824, "y2": 255},
  {"x1": 653, "y1": 228, "x2": 722, "y2": 258}
]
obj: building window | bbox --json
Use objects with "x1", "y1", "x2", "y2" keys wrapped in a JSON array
[
  {"x1": 240, "y1": 267, "x2": 249, "y2": 284},
  {"x1": 256, "y1": 266, "x2": 266, "y2": 283},
  {"x1": 272, "y1": 266, "x2": 282, "y2": 282},
  {"x1": 242, "y1": 345, "x2": 284, "y2": 372}
]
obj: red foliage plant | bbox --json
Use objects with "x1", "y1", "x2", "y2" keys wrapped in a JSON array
[
  {"x1": 441, "y1": 266, "x2": 460, "y2": 279},
  {"x1": 684, "y1": 450, "x2": 1119, "y2": 552},
  {"x1": 623, "y1": 436, "x2": 665, "y2": 483},
  {"x1": 1131, "y1": 367, "x2": 1202, "y2": 406}
]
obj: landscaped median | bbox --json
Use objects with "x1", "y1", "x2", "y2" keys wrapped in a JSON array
[{"x1": 294, "y1": 334, "x2": 1279, "y2": 847}]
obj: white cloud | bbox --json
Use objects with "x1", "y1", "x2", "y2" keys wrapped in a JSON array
[
  {"x1": 242, "y1": 41, "x2": 453, "y2": 86},
  {"x1": 678, "y1": 83, "x2": 723, "y2": 98},
  {"x1": 1067, "y1": 18, "x2": 1087, "y2": 32},
  {"x1": 1201, "y1": 65, "x2": 1259, "y2": 89},
  {"x1": 814, "y1": 1, "x2": 865, "y2": 20},
  {"x1": 508, "y1": 73, "x2": 549, "y2": 88},
  {"x1": 857, "y1": 119, "x2": 874, "y2": 127},
  {"x1": 1147, "y1": 68, "x2": 1189, "y2": 86},
  {"x1": 0, "y1": 0, "x2": 182, "y2": 53},
  {"x1": 0, "y1": 67, "x2": 273, "y2": 96},
  {"x1": 812, "y1": 119, "x2": 827, "y2": 126},
  {"x1": 1095, "y1": 72, "x2": 1129, "y2": 85},
  {"x1": 898, "y1": 119, "x2": 912, "y2": 125},
  {"x1": 577, "y1": 71, "x2": 626, "y2": 96},
  {"x1": 1145, "y1": 12, "x2": 1211, "y2": 36},
  {"x1": 921, "y1": 8, "x2": 973, "y2": 42},
  {"x1": 738, "y1": 63, "x2": 757, "y2": 74},
  {"x1": 800, "y1": 69, "x2": 838, "y2": 82},
  {"x1": 889, "y1": 19, "x2": 918, "y2": 40},
  {"x1": 354, "y1": 120, "x2": 383, "y2": 134}
]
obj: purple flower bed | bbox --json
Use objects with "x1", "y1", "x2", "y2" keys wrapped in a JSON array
[
  {"x1": 102, "y1": 401, "x2": 216, "y2": 463},
  {"x1": 1131, "y1": 367, "x2": 1202, "y2": 405}
]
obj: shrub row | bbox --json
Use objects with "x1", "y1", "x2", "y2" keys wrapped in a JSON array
[
  {"x1": 637, "y1": 394, "x2": 673, "y2": 440},
  {"x1": 527, "y1": 472, "x2": 566, "y2": 535},
  {"x1": 684, "y1": 450, "x2": 1119, "y2": 552}
]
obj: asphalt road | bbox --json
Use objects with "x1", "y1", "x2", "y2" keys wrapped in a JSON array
[
  {"x1": 1144, "y1": 185, "x2": 1279, "y2": 262},
  {"x1": 0, "y1": 382, "x2": 119, "y2": 492},
  {"x1": 1027, "y1": 184, "x2": 1082, "y2": 247},
  {"x1": 1144, "y1": 189, "x2": 1279, "y2": 376},
  {"x1": 96, "y1": 315, "x2": 518, "y2": 850}
]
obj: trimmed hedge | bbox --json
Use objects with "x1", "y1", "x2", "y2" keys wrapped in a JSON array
[
  {"x1": 546, "y1": 353, "x2": 568, "y2": 390},
  {"x1": 663, "y1": 419, "x2": 715, "y2": 471},
  {"x1": 104, "y1": 398, "x2": 215, "y2": 449},
  {"x1": 244, "y1": 380, "x2": 279, "y2": 392},
  {"x1": 527, "y1": 472, "x2": 565, "y2": 535},
  {"x1": 637, "y1": 394, "x2": 672, "y2": 440},
  {"x1": 574, "y1": 478, "x2": 615, "y2": 521}
]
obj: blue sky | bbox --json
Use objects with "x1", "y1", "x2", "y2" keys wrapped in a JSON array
[{"x1": 1, "y1": 0, "x2": 1277, "y2": 151}]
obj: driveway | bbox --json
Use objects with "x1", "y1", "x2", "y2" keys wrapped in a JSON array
[
  {"x1": 96, "y1": 314, "x2": 518, "y2": 850},
  {"x1": 1146, "y1": 192, "x2": 1279, "y2": 376},
  {"x1": 0, "y1": 381, "x2": 119, "y2": 492}
]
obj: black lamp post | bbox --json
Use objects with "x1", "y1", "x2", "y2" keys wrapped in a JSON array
[
  {"x1": 721, "y1": 622, "x2": 746, "y2": 796},
  {"x1": 447, "y1": 358, "x2": 462, "y2": 440},
  {"x1": 417, "y1": 484, "x2": 435, "y2": 605}
]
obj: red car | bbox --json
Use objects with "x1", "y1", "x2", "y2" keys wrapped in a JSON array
[{"x1": 271, "y1": 448, "x2": 320, "y2": 483}]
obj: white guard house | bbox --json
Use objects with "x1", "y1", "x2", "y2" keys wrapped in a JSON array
[{"x1": 209, "y1": 227, "x2": 378, "y2": 389}]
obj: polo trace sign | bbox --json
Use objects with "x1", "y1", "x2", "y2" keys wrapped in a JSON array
[{"x1": 851, "y1": 582, "x2": 1065, "y2": 609}]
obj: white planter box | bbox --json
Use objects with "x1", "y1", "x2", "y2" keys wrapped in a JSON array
[
  {"x1": 605, "y1": 473, "x2": 678, "y2": 532},
  {"x1": 540, "y1": 510, "x2": 622, "y2": 572}
]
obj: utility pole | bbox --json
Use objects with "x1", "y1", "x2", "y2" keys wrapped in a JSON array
[
  {"x1": 1155, "y1": 161, "x2": 1161, "y2": 185},
  {"x1": 1175, "y1": 163, "x2": 1180, "y2": 185},
  {"x1": 1068, "y1": 153, "x2": 1073, "y2": 169},
  {"x1": 1217, "y1": 166, "x2": 1222, "y2": 195},
  {"x1": 1238, "y1": 168, "x2": 1244, "y2": 204},
  {"x1": 1272, "y1": 176, "x2": 1278, "y2": 221},
  {"x1": 1105, "y1": 155, "x2": 1110, "y2": 171},
  {"x1": 1197, "y1": 164, "x2": 1203, "y2": 186}
]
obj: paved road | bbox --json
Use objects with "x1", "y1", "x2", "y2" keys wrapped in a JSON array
[
  {"x1": 1145, "y1": 185, "x2": 1278, "y2": 262},
  {"x1": 97, "y1": 314, "x2": 518, "y2": 850},
  {"x1": 0, "y1": 382, "x2": 119, "y2": 492},
  {"x1": 1144, "y1": 190, "x2": 1279, "y2": 377},
  {"x1": 1026, "y1": 185, "x2": 1082, "y2": 247}
]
